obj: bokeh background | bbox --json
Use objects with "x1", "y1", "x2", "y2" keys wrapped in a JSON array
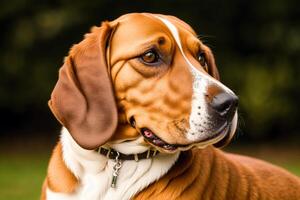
[{"x1": 0, "y1": 0, "x2": 299, "y2": 199}]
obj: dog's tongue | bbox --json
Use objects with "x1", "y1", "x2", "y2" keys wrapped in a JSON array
[
  {"x1": 142, "y1": 128, "x2": 177, "y2": 151},
  {"x1": 143, "y1": 129, "x2": 165, "y2": 145},
  {"x1": 144, "y1": 129, "x2": 154, "y2": 138}
]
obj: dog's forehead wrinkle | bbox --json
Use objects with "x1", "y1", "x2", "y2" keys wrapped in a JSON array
[
  {"x1": 155, "y1": 16, "x2": 234, "y2": 95},
  {"x1": 155, "y1": 16, "x2": 210, "y2": 95}
]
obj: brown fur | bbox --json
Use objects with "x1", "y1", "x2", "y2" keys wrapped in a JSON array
[
  {"x1": 41, "y1": 145, "x2": 300, "y2": 199},
  {"x1": 46, "y1": 143, "x2": 78, "y2": 193},
  {"x1": 48, "y1": 23, "x2": 118, "y2": 150},
  {"x1": 134, "y1": 147, "x2": 300, "y2": 200}
]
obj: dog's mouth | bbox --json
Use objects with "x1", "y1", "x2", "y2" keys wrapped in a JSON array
[
  {"x1": 141, "y1": 128, "x2": 184, "y2": 151},
  {"x1": 140, "y1": 124, "x2": 230, "y2": 152}
]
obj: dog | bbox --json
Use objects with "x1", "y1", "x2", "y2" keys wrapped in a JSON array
[{"x1": 41, "y1": 13, "x2": 300, "y2": 200}]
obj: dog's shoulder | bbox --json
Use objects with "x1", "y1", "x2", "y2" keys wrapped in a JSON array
[
  {"x1": 46, "y1": 142, "x2": 79, "y2": 193},
  {"x1": 134, "y1": 147, "x2": 216, "y2": 199},
  {"x1": 223, "y1": 151, "x2": 300, "y2": 199}
]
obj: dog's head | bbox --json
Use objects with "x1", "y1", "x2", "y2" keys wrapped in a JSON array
[{"x1": 49, "y1": 13, "x2": 238, "y2": 152}]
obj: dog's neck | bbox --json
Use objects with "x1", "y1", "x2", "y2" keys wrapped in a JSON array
[
  {"x1": 104, "y1": 136, "x2": 151, "y2": 155},
  {"x1": 47, "y1": 128, "x2": 179, "y2": 200}
]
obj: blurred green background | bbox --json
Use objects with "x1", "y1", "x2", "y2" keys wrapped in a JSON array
[{"x1": 0, "y1": 0, "x2": 299, "y2": 199}]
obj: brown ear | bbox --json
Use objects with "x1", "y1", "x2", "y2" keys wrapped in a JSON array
[
  {"x1": 48, "y1": 22, "x2": 118, "y2": 150},
  {"x1": 206, "y1": 48, "x2": 220, "y2": 80}
]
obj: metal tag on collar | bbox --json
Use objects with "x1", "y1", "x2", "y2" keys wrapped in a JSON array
[
  {"x1": 111, "y1": 151, "x2": 122, "y2": 188},
  {"x1": 134, "y1": 154, "x2": 139, "y2": 162}
]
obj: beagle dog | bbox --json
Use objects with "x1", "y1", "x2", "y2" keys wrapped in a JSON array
[{"x1": 41, "y1": 13, "x2": 300, "y2": 200}]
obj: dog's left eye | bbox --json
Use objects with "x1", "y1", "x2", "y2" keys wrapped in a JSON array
[
  {"x1": 140, "y1": 50, "x2": 160, "y2": 64},
  {"x1": 198, "y1": 52, "x2": 208, "y2": 71}
]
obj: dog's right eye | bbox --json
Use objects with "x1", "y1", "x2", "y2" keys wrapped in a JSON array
[{"x1": 140, "y1": 50, "x2": 160, "y2": 65}]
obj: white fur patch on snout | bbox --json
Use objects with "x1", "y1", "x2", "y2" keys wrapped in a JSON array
[{"x1": 155, "y1": 16, "x2": 237, "y2": 143}]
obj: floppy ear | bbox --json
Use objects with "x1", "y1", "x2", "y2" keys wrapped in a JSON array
[
  {"x1": 205, "y1": 48, "x2": 220, "y2": 80},
  {"x1": 48, "y1": 22, "x2": 118, "y2": 150}
]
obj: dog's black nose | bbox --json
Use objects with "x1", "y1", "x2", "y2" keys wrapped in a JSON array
[{"x1": 210, "y1": 92, "x2": 238, "y2": 117}]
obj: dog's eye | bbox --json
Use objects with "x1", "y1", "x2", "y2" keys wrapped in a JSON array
[
  {"x1": 198, "y1": 52, "x2": 208, "y2": 71},
  {"x1": 140, "y1": 50, "x2": 159, "y2": 64}
]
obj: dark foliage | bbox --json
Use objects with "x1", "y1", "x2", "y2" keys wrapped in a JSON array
[{"x1": 1, "y1": 0, "x2": 299, "y2": 143}]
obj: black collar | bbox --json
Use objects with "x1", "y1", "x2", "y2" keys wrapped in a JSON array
[{"x1": 97, "y1": 147, "x2": 159, "y2": 161}]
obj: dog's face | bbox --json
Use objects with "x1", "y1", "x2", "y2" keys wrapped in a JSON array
[
  {"x1": 49, "y1": 13, "x2": 238, "y2": 152},
  {"x1": 109, "y1": 13, "x2": 238, "y2": 152}
]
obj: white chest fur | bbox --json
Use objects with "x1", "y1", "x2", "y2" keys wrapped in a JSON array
[{"x1": 46, "y1": 128, "x2": 179, "y2": 200}]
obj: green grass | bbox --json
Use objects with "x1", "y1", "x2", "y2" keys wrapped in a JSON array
[
  {"x1": 0, "y1": 153, "x2": 49, "y2": 200},
  {"x1": 0, "y1": 146, "x2": 299, "y2": 199}
]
